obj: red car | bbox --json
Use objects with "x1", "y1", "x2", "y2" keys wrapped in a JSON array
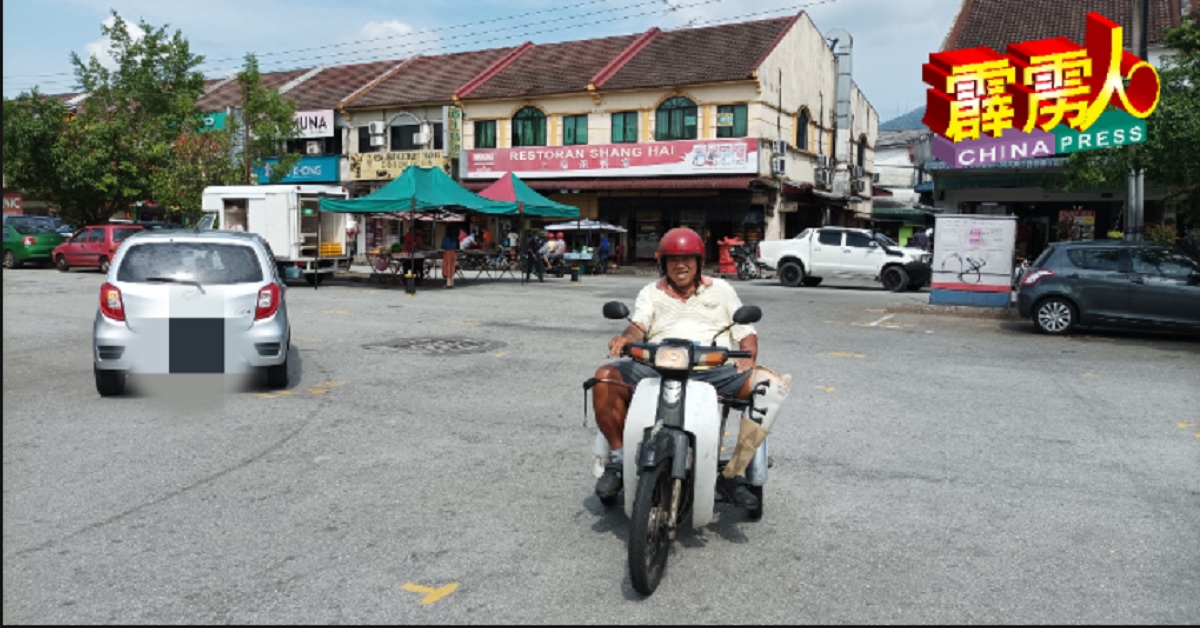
[{"x1": 53, "y1": 224, "x2": 146, "y2": 273}]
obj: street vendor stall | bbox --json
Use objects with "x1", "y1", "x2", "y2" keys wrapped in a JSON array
[
  {"x1": 477, "y1": 172, "x2": 580, "y2": 283},
  {"x1": 544, "y1": 219, "x2": 627, "y2": 274}
]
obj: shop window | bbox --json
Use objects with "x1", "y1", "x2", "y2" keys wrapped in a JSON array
[
  {"x1": 358, "y1": 126, "x2": 382, "y2": 153},
  {"x1": 715, "y1": 104, "x2": 747, "y2": 138},
  {"x1": 433, "y1": 123, "x2": 444, "y2": 150},
  {"x1": 654, "y1": 97, "x2": 698, "y2": 141},
  {"x1": 797, "y1": 109, "x2": 810, "y2": 151},
  {"x1": 512, "y1": 107, "x2": 547, "y2": 147},
  {"x1": 475, "y1": 120, "x2": 496, "y2": 149},
  {"x1": 563, "y1": 114, "x2": 588, "y2": 145},
  {"x1": 858, "y1": 136, "x2": 867, "y2": 168},
  {"x1": 611, "y1": 111, "x2": 638, "y2": 143},
  {"x1": 390, "y1": 124, "x2": 421, "y2": 151}
]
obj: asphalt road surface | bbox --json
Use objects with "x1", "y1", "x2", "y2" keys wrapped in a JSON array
[{"x1": 4, "y1": 267, "x2": 1198, "y2": 624}]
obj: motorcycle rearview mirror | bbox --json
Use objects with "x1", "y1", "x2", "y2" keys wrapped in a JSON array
[
  {"x1": 710, "y1": 305, "x2": 763, "y2": 346},
  {"x1": 602, "y1": 301, "x2": 630, "y2": 320}
]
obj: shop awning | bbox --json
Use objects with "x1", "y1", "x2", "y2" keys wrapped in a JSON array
[
  {"x1": 476, "y1": 172, "x2": 580, "y2": 218},
  {"x1": 319, "y1": 166, "x2": 515, "y2": 214}
]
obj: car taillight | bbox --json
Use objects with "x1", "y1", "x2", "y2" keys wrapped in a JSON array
[
  {"x1": 23, "y1": 236, "x2": 36, "y2": 246},
  {"x1": 1021, "y1": 269, "x2": 1054, "y2": 287},
  {"x1": 255, "y1": 283, "x2": 280, "y2": 320},
  {"x1": 100, "y1": 282, "x2": 125, "y2": 321}
]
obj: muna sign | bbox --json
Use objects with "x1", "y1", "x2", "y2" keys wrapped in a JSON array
[
  {"x1": 293, "y1": 110, "x2": 334, "y2": 139},
  {"x1": 923, "y1": 12, "x2": 1159, "y2": 167}
]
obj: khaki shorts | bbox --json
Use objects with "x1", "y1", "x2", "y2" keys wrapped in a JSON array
[{"x1": 612, "y1": 359, "x2": 750, "y2": 399}]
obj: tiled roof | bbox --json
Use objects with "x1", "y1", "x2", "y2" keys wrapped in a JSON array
[
  {"x1": 599, "y1": 16, "x2": 795, "y2": 91},
  {"x1": 286, "y1": 59, "x2": 400, "y2": 110},
  {"x1": 943, "y1": 0, "x2": 1186, "y2": 52},
  {"x1": 349, "y1": 47, "x2": 517, "y2": 108},
  {"x1": 195, "y1": 67, "x2": 313, "y2": 111},
  {"x1": 460, "y1": 34, "x2": 640, "y2": 100}
]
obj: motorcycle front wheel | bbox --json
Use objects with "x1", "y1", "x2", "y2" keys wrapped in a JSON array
[{"x1": 629, "y1": 462, "x2": 673, "y2": 595}]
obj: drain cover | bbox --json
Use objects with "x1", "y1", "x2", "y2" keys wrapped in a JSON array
[{"x1": 366, "y1": 337, "x2": 504, "y2": 355}]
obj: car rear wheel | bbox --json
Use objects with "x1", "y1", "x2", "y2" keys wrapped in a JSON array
[
  {"x1": 778, "y1": 261, "x2": 805, "y2": 287},
  {"x1": 266, "y1": 343, "x2": 289, "y2": 388},
  {"x1": 881, "y1": 265, "x2": 910, "y2": 292},
  {"x1": 56, "y1": 255, "x2": 70, "y2": 272},
  {"x1": 95, "y1": 367, "x2": 127, "y2": 397},
  {"x1": 1034, "y1": 297, "x2": 1076, "y2": 335},
  {"x1": 98, "y1": 257, "x2": 110, "y2": 274},
  {"x1": 3, "y1": 250, "x2": 19, "y2": 269}
]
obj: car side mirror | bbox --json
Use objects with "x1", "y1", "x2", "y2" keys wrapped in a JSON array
[
  {"x1": 603, "y1": 301, "x2": 630, "y2": 320},
  {"x1": 732, "y1": 305, "x2": 762, "y2": 325}
]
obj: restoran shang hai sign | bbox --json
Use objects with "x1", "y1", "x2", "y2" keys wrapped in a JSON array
[{"x1": 923, "y1": 12, "x2": 1161, "y2": 168}]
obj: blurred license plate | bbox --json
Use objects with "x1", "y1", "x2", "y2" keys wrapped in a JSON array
[{"x1": 169, "y1": 318, "x2": 225, "y2": 373}]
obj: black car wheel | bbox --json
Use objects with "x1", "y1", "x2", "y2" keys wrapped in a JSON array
[
  {"x1": 778, "y1": 261, "x2": 805, "y2": 287},
  {"x1": 1034, "y1": 297, "x2": 1076, "y2": 335},
  {"x1": 95, "y1": 367, "x2": 127, "y2": 397},
  {"x1": 2, "y1": 250, "x2": 16, "y2": 269},
  {"x1": 56, "y1": 255, "x2": 70, "y2": 272},
  {"x1": 98, "y1": 257, "x2": 110, "y2": 274},
  {"x1": 881, "y1": 265, "x2": 910, "y2": 292}
]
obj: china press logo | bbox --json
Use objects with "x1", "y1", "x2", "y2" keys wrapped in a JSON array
[{"x1": 923, "y1": 12, "x2": 1160, "y2": 167}]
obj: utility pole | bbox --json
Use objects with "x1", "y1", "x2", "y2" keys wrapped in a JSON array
[{"x1": 1127, "y1": 0, "x2": 1150, "y2": 240}]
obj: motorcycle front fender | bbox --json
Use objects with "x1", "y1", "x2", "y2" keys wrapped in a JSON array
[{"x1": 623, "y1": 378, "x2": 721, "y2": 527}]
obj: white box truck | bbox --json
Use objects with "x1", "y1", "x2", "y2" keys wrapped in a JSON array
[{"x1": 201, "y1": 184, "x2": 351, "y2": 285}]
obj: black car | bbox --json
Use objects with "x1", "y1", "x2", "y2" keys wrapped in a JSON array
[{"x1": 1016, "y1": 240, "x2": 1200, "y2": 335}]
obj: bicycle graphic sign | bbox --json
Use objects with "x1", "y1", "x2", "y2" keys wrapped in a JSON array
[
  {"x1": 931, "y1": 214, "x2": 1017, "y2": 307},
  {"x1": 923, "y1": 12, "x2": 1161, "y2": 168}
]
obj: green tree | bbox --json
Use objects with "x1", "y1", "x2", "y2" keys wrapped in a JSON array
[
  {"x1": 63, "y1": 11, "x2": 209, "y2": 226},
  {"x1": 149, "y1": 53, "x2": 302, "y2": 223},
  {"x1": 1066, "y1": 11, "x2": 1200, "y2": 226},
  {"x1": 2, "y1": 90, "x2": 71, "y2": 204}
]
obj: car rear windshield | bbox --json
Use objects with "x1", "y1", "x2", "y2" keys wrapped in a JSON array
[
  {"x1": 113, "y1": 228, "x2": 142, "y2": 242},
  {"x1": 117, "y1": 242, "x2": 264, "y2": 284}
]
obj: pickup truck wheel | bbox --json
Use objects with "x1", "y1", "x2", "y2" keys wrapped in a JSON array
[
  {"x1": 778, "y1": 261, "x2": 805, "y2": 287},
  {"x1": 881, "y1": 265, "x2": 909, "y2": 292}
]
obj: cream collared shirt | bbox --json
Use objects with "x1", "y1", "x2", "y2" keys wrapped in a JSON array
[{"x1": 630, "y1": 276, "x2": 756, "y2": 349}]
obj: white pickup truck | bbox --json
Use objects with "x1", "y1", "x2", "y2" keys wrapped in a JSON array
[{"x1": 756, "y1": 226, "x2": 933, "y2": 291}]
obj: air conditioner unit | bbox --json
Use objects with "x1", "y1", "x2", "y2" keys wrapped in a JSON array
[
  {"x1": 850, "y1": 165, "x2": 864, "y2": 178},
  {"x1": 305, "y1": 140, "x2": 322, "y2": 155},
  {"x1": 817, "y1": 155, "x2": 833, "y2": 169},
  {"x1": 413, "y1": 130, "x2": 431, "y2": 145},
  {"x1": 815, "y1": 170, "x2": 831, "y2": 186},
  {"x1": 872, "y1": 172, "x2": 880, "y2": 183},
  {"x1": 771, "y1": 156, "x2": 786, "y2": 175},
  {"x1": 771, "y1": 139, "x2": 787, "y2": 155},
  {"x1": 852, "y1": 179, "x2": 866, "y2": 194},
  {"x1": 367, "y1": 121, "x2": 386, "y2": 135},
  {"x1": 369, "y1": 134, "x2": 386, "y2": 147}
]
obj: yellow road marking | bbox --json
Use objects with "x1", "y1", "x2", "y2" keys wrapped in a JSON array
[
  {"x1": 820, "y1": 352, "x2": 865, "y2": 359},
  {"x1": 1082, "y1": 372, "x2": 1100, "y2": 378},
  {"x1": 324, "y1": 309, "x2": 352, "y2": 315},
  {"x1": 455, "y1": 320, "x2": 480, "y2": 326},
  {"x1": 401, "y1": 582, "x2": 458, "y2": 605},
  {"x1": 492, "y1": 351, "x2": 507, "y2": 357},
  {"x1": 816, "y1": 385, "x2": 836, "y2": 393},
  {"x1": 297, "y1": 337, "x2": 320, "y2": 342},
  {"x1": 1177, "y1": 423, "x2": 1198, "y2": 428}
]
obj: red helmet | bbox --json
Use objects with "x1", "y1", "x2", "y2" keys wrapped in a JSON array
[
  {"x1": 658, "y1": 227, "x2": 705, "y2": 272},
  {"x1": 556, "y1": 232, "x2": 565, "y2": 239}
]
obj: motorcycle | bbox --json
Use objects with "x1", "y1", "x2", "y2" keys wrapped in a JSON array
[
  {"x1": 594, "y1": 300, "x2": 769, "y2": 595},
  {"x1": 729, "y1": 243, "x2": 763, "y2": 280}
]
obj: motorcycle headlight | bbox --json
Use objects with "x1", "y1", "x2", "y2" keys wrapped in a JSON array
[{"x1": 654, "y1": 346, "x2": 690, "y2": 370}]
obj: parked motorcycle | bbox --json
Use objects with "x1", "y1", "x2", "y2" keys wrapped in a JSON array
[
  {"x1": 594, "y1": 300, "x2": 768, "y2": 595},
  {"x1": 729, "y1": 243, "x2": 763, "y2": 280}
]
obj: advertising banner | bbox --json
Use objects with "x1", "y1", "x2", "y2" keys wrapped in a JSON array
[
  {"x1": 443, "y1": 106, "x2": 462, "y2": 158},
  {"x1": 465, "y1": 138, "x2": 758, "y2": 179},
  {"x1": 349, "y1": 150, "x2": 449, "y2": 180},
  {"x1": 930, "y1": 214, "x2": 1017, "y2": 307},
  {"x1": 3, "y1": 190, "x2": 24, "y2": 215},
  {"x1": 255, "y1": 156, "x2": 340, "y2": 184},
  {"x1": 293, "y1": 110, "x2": 335, "y2": 139}
]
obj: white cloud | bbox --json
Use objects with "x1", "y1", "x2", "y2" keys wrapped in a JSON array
[
  {"x1": 334, "y1": 20, "x2": 441, "y2": 64},
  {"x1": 82, "y1": 15, "x2": 146, "y2": 69}
]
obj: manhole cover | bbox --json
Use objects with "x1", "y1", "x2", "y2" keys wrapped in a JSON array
[{"x1": 365, "y1": 337, "x2": 505, "y2": 355}]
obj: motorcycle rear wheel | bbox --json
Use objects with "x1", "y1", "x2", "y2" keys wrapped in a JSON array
[{"x1": 629, "y1": 463, "x2": 673, "y2": 595}]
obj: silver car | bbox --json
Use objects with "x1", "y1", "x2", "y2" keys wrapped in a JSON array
[{"x1": 93, "y1": 229, "x2": 291, "y2": 396}]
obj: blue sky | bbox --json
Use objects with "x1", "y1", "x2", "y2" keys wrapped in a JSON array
[{"x1": 2, "y1": 0, "x2": 961, "y2": 123}]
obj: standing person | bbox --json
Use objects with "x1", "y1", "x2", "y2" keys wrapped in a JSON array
[
  {"x1": 912, "y1": 227, "x2": 930, "y2": 251},
  {"x1": 441, "y1": 227, "x2": 458, "y2": 289},
  {"x1": 598, "y1": 234, "x2": 611, "y2": 274},
  {"x1": 589, "y1": 227, "x2": 793, "y2": 510},
  {"x1": 525, "y1": 231, "x2": 546, "y2": 282},
  {"x1": 540, "y1": 232, "x2": 557, "y2": 273}
]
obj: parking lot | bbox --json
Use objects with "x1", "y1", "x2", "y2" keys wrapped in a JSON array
[{"x1": 4, "y1": 267, "x2": 1198, "y2": 623}]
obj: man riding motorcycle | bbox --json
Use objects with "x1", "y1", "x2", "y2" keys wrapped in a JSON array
[{"x1": 590, "y1": 227, "x2": 792, "y2": 510}]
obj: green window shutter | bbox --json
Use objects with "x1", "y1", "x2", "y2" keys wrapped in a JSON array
[
  {"x1": 475, "y1": 120, "x2": 496, "y2": 149},
  {"x1": 717, "y1": 105, "x2": 747, "y2": 138},
  {"x1": 564, "y1": 115, "x2": 587, "y2": 145}
]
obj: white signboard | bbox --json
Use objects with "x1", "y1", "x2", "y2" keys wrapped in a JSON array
[
  {"x1": 294, "y1": 110, "x2": 334, "y2": 138},
  {"x1": 931, "y1": 214, "x2": 1016, "y2": 292}
]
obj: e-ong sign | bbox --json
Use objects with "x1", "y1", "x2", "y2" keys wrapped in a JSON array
[
  {"x1": 294, "y1": 110, "x2": 334, "y2": 138},
  {"x1": 922, "y1": 12, "x2": 1160, "y2": 166}
]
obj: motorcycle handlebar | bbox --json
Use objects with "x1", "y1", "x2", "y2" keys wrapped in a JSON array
[{"x1": 621, "y1": 342, "x2": 752, "y2": 363}]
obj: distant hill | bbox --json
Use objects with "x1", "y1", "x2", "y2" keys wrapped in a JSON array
[{"x1": 880, "y1": 106, "x2": 927, "y2": 131}]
